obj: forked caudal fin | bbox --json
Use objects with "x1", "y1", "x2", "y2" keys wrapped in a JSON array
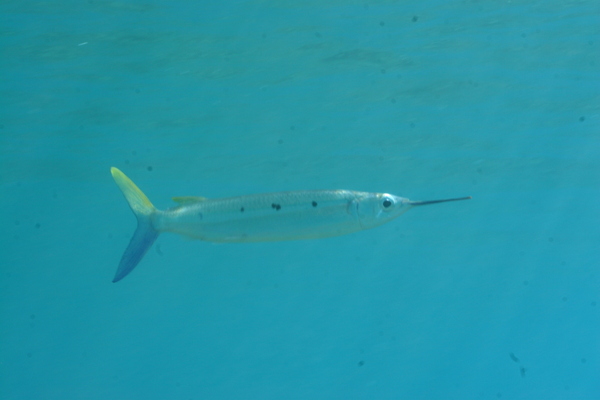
[{"x1": 110, "y1": 167, "x2": 159, "y2": 282}]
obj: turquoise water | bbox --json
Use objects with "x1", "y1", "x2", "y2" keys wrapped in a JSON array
[{"x1": 1, "y1": 1, "x2": 599, "y2": 398}]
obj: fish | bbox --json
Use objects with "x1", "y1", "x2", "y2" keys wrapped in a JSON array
[{"x1": 110, "y1": 167, "x2": 471, "y2": 282}]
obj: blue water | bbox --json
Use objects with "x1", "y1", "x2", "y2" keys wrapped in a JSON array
[{"x1": 1, "y1": 1, "x2": 599, "y2": 399}]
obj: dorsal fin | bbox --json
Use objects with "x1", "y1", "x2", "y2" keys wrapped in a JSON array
[{"x1": 172, "y1": 196, "x2": 208, "y2": 204}]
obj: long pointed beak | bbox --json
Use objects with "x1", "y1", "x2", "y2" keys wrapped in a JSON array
[{"x1": 408, "y1": 196, "x2": 472, "y2": 206}]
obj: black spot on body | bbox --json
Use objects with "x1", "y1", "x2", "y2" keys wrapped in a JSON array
[
  {"x1": 509, "y1": 353, "x2": 519, "y2": 363},
  {"x1": 312, "y1": 201, "x2": 317, "y2": 207},
  {"x1": 271, "y1": 203, "x2": 281, "y2": 211},
  {"x1": 240, "y1": 207, "x2": 245, "y2": 213}
]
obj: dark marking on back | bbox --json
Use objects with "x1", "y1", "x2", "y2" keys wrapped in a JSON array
[
  {"x1": 312, "y1": 201, "x2": 317, "y2": 207},
  {"x1": 271, "y1": 203, "x2": 281, "y2": 211}
]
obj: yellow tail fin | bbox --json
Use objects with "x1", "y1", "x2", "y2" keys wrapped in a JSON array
[{"x1": 111, "y1": 167, "x2": 159, "y2": 282}]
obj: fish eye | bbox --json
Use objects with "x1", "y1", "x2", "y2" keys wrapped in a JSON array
[{"x1": 381, "y1": 196, "x2": 394, "y2": 209}]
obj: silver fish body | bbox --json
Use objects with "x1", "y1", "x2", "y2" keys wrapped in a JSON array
[{"x1": 154, "y1": 190, "x2": 411, "y2": 243}]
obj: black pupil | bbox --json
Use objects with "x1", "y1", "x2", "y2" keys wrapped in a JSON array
[{"x1": 382, "y1": 198, "x2": 392, "y2": 208}]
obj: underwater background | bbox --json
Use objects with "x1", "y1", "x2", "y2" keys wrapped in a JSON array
[{"x1": 1, "y1": 1, "x2": 599, "y2": 399}]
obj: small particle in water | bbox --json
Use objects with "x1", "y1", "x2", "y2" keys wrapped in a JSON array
[
  {"x1": 135, "y1": 88, "x2": 140, "y2": 94},
  {"x1": 271, "y1": 203, "x2": 281, "y2": 211},
  {"x1": 523, "y1": 280, "x2": 529, "y2": 286},
  {"x1": 409, "y1": 122, "x2": 415, "y2": 128},
  {"x1": 591, "y1": 301, "x2": 597, "y2": 307},
  {"x1": 147, "y1": 166, "x2": 153, "y2": 172},
  {"x1": 581, "y1": 358, "x2": 587, "y2": 364},
  {"x1": 579, "y1": 116, "x2": 585, "y2": 122},
  {"x1": 412, "y1": 16, "x2": 419, "y2": 22},
  {"x1": 520, "y1": 367, "x2": 526, "y2": 377},
  {"x1": 278, "y1": 139, "x2": 283, "y2": 145},
  {"x1": 35, "y1": 223, "x2": 41, "y2": 229},
  {"x1": 312, "y1": 201, "x2": 317, "y2": 207},
  {"x1": 290, "y1": 125, "x2": 295, "y2": 131},
  {"x1": 240, "y1": 207, "x2": 245, "y2": 213},
  {"x1": 509, "y1": 353, "x2": 519, "y2": 363},
  {"x1": 155, "y1": 244, "x2": 163, "y2": 256},
  {"x1": 562, "y1": 297, "x2": 568, "y2": 302},
  {"x1": 548, "y1": 237, "x2": 554, "y2": 242},
  {"x1": 379, "y1": 21, "x2": 385, "y2": 27},
  {"x1": 391, "y1": 98, "x2": 396, "y2": 104},
  {"x1": 315, "y1": 32, "x2": 322, "y2": 38},
  {"x1": 27, "y1": 353, "x2": 32, "y2": 358},
  {"x1": 30, "y1": 314, "x2": 35, "y2": 319},
  {"x1": 358, "y1": 360, "x2": 364, "y2": 366},
  {"x1": 381, "y1": 69, "x2": 386, "y2": 74}
]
